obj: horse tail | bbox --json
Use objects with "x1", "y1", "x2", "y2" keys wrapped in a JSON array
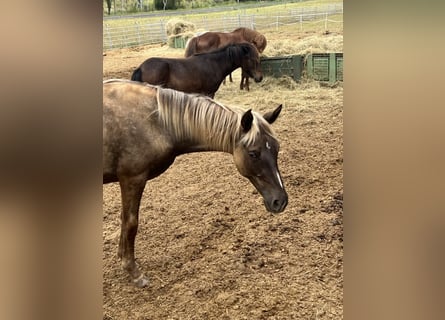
[
  {"x1": 131, "y1": 67, "x2": 142, "y2": 82},
  {"x1": 184, "y1": 37, "x2": 197, "y2": 57}
]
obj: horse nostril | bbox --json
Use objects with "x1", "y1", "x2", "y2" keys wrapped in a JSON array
[
  {"x1": 272, "y1": 199, "x2": 283, "y2": 212},
  {"x1": 271, "y1": 197, "x2": 287, "y2": 213}
]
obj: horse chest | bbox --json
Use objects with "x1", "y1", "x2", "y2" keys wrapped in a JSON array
[{"x1": 145, "y1": 153, "x2": 176, "y2": 180}]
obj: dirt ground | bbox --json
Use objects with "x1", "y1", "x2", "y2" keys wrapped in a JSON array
[{"x1": 103, "y1": 28, "x2": 343, "y2": 319}]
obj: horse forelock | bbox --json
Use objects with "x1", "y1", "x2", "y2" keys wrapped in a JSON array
[{"x1": 155, "y1": 87, "x2": 272, "y2": 152}]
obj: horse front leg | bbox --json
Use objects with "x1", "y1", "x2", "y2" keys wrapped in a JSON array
[
  {"x1": 118, "y1": 174, "x2": 149, "y2": 287},
  {"x1": 240, "y1": 71, "x2": 250, "y2": 91},
  {"x1": 223, "y1": 73, "x2": 234, "y2": 86}
]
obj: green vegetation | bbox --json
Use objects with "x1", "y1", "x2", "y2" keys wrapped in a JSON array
[
  {"x1": 104, "y1": 0, "x2": 342, "y2": 17},
  {"x1": 103, "y1": 0, "x2": 342, "y2": 27}
]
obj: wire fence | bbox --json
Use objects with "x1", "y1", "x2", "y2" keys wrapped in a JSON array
[{"x1": 103, "y1": 4, "x2": 343, "y2": 50}]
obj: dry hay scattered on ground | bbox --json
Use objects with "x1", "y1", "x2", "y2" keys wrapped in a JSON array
[
  {"x1": 103, "y1": 29, "x2": 343, "y2": 319},
  {"x1": 263, "y1": 33, "x2": 343, "y2": 56},
  {"x1": 103, "y1": 30, "x2": 343, "y2": 80}
]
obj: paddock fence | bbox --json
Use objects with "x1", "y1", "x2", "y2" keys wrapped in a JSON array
[{"x1": 103, "y1": 4, "x2": 343, "y2": 50}]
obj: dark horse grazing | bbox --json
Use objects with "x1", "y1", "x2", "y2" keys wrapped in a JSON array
[
  {"x1": 103, "y1": 80, "x2": 288, "y2": 287},
  {"x1": 185, "y1": 27, "x2": 267, "y2": 91},
  {"x1": 131, "y1": 43, "x2": 262, "y2": 98}
]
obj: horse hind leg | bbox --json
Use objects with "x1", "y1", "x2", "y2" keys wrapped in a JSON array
[{"x1": 118, "y1": 174, "x2": 149, "y2": 287}]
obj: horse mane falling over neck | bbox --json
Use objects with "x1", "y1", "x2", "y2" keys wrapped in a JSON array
[{"x1": 155, "y1": 87, "x2": 275, "y2": 153}]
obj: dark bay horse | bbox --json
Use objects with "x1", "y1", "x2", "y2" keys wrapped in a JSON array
[
  {"x1": 185, "y1": 27, "x2": 267, "y2": 91},
  {"x1": 131, "y1": 43, "x2": 262, "y2": 98},
  {"x1": 103, "y1": 80, "x2": 288, "y2": 287}
]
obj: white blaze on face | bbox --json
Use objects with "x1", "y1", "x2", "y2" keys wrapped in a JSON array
[
  {"x1": 276, "y1": 171, "x2": 284, "y2": 189},
  {"x1": 266, "y1": 141, "x2": 283, "y2": 189}
]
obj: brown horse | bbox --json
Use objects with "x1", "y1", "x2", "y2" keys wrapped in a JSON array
[
  {"x1": 185, "y1": 27, "x2": 267, "y2": 91},
  {"x1": 103, "y1": 80, "x2": 288, "y2": 287},
  {"x1": 131, "y1": 43, "x2": 262, "y2": 98}
]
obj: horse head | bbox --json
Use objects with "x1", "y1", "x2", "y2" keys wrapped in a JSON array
[
  {"x1": 252, "y1": 34, "x2": 267, "y2": 53},
  {"x1": 239, "y1": 43, "x2": 263, "y2": 83},
  {"x1": 233, "y1": 104, "x2": 287, "y2": 213}
]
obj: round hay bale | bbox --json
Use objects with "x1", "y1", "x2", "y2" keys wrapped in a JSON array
[
  {"x1": 167, "y1": 31, "x2": 196, "y2": 49},
  {"x1": 165, "y1": 19, "x2": 196, "y2": 36}
]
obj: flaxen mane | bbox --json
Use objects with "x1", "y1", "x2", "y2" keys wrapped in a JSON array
[{"x1": 155, "y1": 87, "x2": 274, "y2": 152}]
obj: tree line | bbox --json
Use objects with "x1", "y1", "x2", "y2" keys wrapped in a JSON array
[{"x1": 104, "y1": 0, "x2": 267, "y2": 15}]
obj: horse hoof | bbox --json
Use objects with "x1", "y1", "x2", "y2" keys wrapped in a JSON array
[{"x1": 133, "y1": 274, "x2": 149, "y2": 288}]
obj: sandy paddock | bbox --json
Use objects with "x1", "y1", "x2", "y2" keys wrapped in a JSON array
[{"x1": 103, "y1": 28, "x2": 343, "y2": 319}]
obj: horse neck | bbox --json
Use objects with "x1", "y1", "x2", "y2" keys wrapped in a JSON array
[
  {"x1": 158, "y1": 89, "x2": 240, "y2": 154},
  {"x1": 237, "y1": 28, "x2": 253, "y2": 42},
  {"x1": 221, "y1": 48, "x2": 244, "y2": 74}
]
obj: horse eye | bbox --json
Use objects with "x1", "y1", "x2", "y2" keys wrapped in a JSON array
[{"x1": 248, "y1": 150, "x2": 260, "y2": 159}]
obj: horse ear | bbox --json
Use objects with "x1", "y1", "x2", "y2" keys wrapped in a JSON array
[
  {"x1": 241, "y1": 109, "x2": 254, "y2": 132},
  {"x1": 263, "y1": 104, "x2": 282, "y2": 124}
]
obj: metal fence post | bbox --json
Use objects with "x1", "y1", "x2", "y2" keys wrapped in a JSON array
[
  {"x1": 105, "y1": 23, "x2": 113, "y2": 50},
  {"x1": 160, "y1": 20, "x2": 167, "y2": 43},
  {"x1": 136, "y1": 21, "x2": 141, "y2": 45},
  {"x1": 124, "y1": 26, "x2": 128, "y2": 47}
]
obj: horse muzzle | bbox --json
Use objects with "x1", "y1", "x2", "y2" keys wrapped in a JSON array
[
  {"x1": 254, "y1": 74, "x2": 263, "y2": 83},
  {"x1": 264, "y1": 192, "x2": 288, "y2": 213}
]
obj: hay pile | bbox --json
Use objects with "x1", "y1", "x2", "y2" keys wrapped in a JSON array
[
  {"x1": 263, "y1": 34, "x2": 343, "y2": 57},
  {"x1": 166, "y1": 19, "x2": 196, "y2": 48},
  {"x1": 166, "y1": 18, "x2": 196, "y2": 36}
]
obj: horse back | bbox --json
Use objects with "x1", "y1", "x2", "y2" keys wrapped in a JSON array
[
  {"x1": 186, "y1": 32, "x2": 222, "y2": 56},
  {"x1": 138, "y1": 57, "x2": 172, "y2": 85}
]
